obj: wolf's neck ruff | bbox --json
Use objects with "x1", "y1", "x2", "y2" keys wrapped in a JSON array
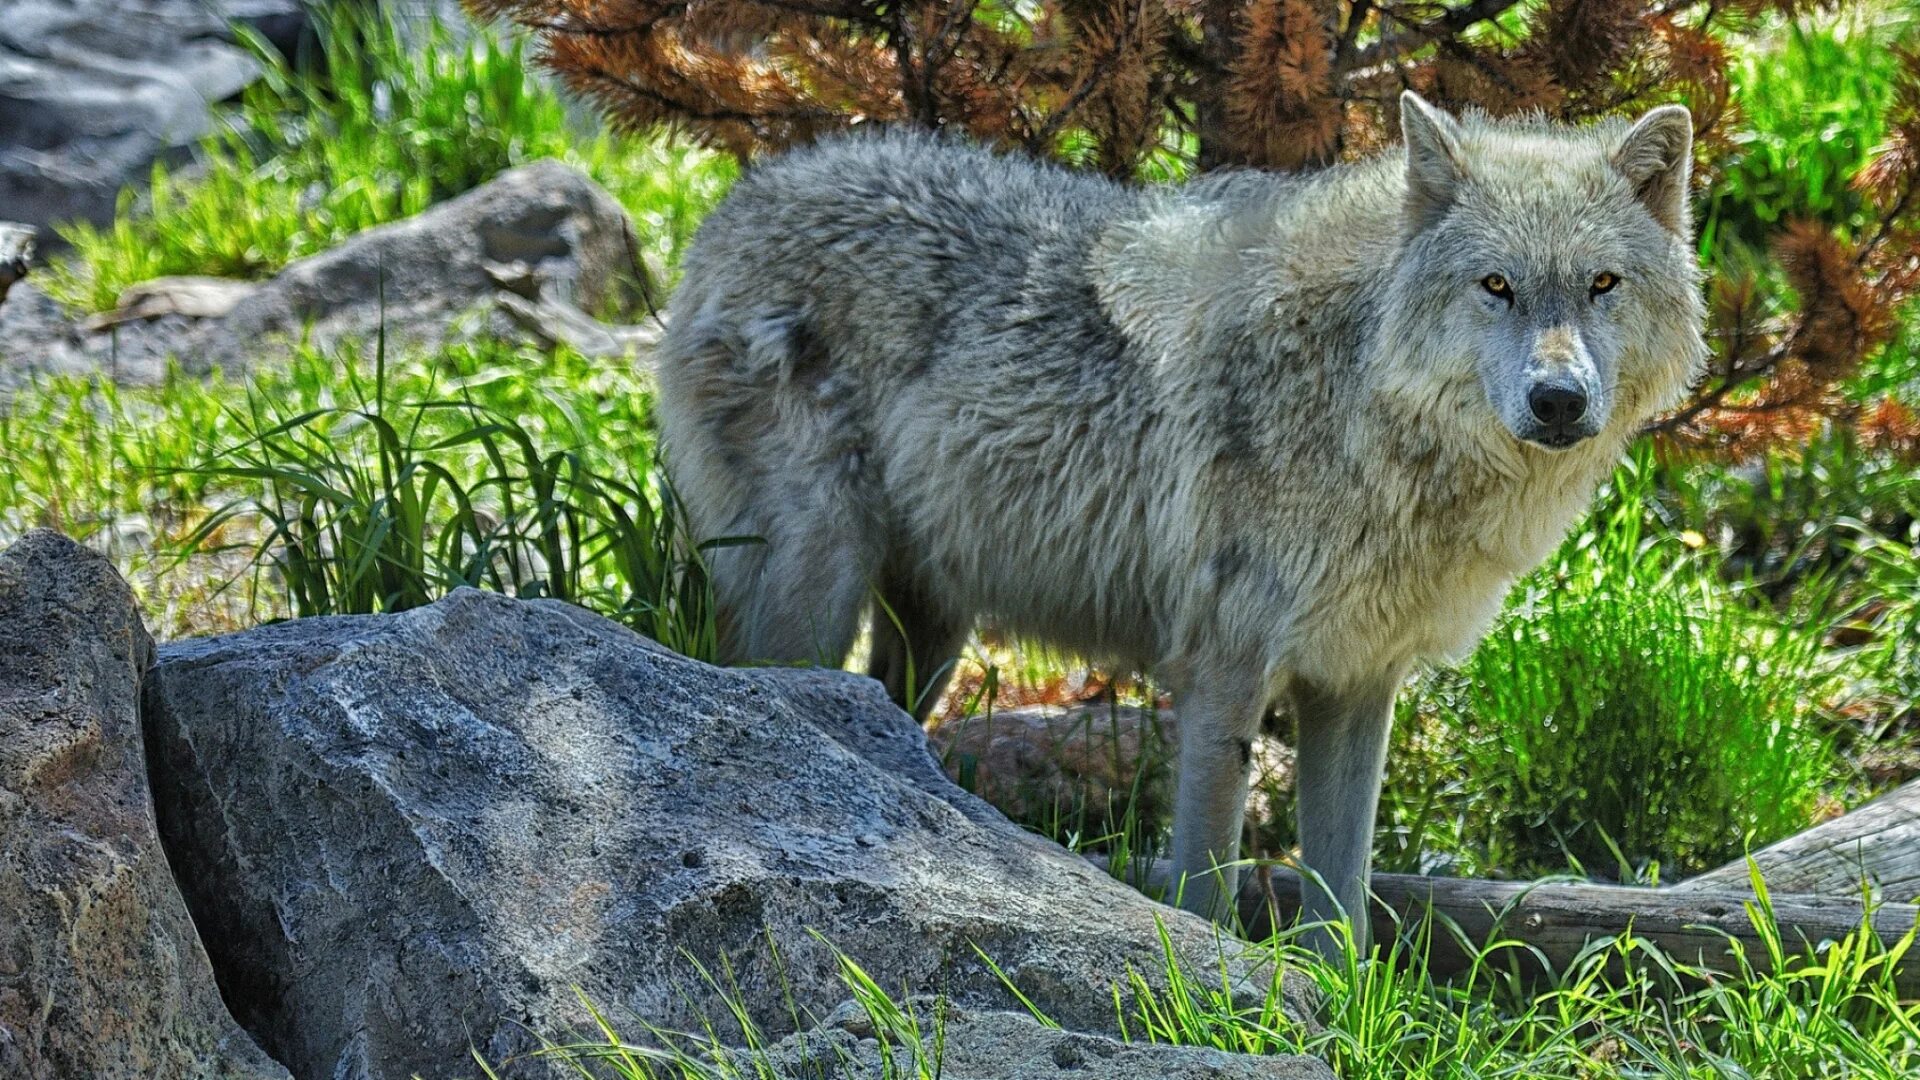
[{"x1": 653, "y1": 92, "x2": 1707, "y2": 952}]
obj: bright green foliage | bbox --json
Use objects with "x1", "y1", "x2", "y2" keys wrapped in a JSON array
[
  {"x1": 0, "y1": 338, "x2": 721, "y2": 658},
  {"x1": 1398, "y1": 455, "x2": 1838, "y2": 880},
  {"x1": 41, "y1": 8, "x2": 734, "y2": 312},
  {"x1": 1658, "y1": 426, "x2": 1920, "y2": 588},
  {"x1": 1701, "y1": 9, "x2": 1915, "y2": 255},
  {"x1": 1118, "y1": 888, "x2": 1920, "y2": 1079},
  {"x1": 0, "y1": 366, "x2": 231, "y2": 542},
  {"x1": 1852, "y1": 530, "x2": 1920, "y2": 734},
  {"x1": 181, "y1": 336, "x2": 722, "y2": 660}
]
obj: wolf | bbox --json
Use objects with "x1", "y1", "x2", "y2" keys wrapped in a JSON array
[{"x1": 653, "y1": 92, "x2": 1706, "y2": 947}]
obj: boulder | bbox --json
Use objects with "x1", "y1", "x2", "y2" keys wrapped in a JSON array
[
  {"x1": 0, "y1": 160, "x2": 641, "y2": 387},
  {"x1": 0, "y1": 530, "x2": 289, "y2": 1079},
  {"x1": 180, "y1": 158, "x2": 640, "y2": 371},
  {"x1": 0, "y1": 1, "x2": 296, "y2": 239},
  {"x1": 0, "y1": 282, "x2": 106, "y2": 386},
  {"x1": 144, "y1": 588, "x2": 1317, "y2": 1079},
  {"x1": 764, "y1": 1006, "x2": 1334, "y2": 1079}
]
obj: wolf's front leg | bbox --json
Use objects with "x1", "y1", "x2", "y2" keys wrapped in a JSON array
[
  {"x1": 1167, "y1": 677, "x2": 1267, "y2": 923},
  {"x1": 1291, "y1": 673, "x2": 1404, "y2": 959}
]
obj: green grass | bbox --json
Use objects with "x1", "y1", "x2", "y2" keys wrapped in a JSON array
[
  {"x1": 1700, "y1": 7, "x2": 1917, "y2": 257},
  {"x1": 182, "y1": 334, "x2": 724, "y2": 659},
  {"x1": 1396, "y1": 455, "x2": 1840, "y2": 882},
  {"x1": 1124, "y1": 883, "x2": 1920, "y2": 1079},
  {"x1": 503, "y1": 888, "x2": 1920, "y2": 1080},
  {"x1": 0, "y1": 336, "x2": 714, "y2": 646},
  {"x1": 41, "y1": 7, "x2": 734, "y2": 313}
]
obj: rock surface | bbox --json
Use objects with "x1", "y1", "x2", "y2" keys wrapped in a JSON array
[
  {"x1": 0, "y1": 0, "x2": 299, "y2": 239},
  {"x1": 0, "y1": 223, "x2": 31, "y2": 303},
  {"x1": 0, "y1": 530, "x2": 289, "y2": 1080},
  {"x1": 765, "y1": 1006, "x2": 1334, "y2": 1079},
  {"x1": 144, "y1": 588, "x2": 1315, "y2": 1079},
  {"x1": 0, "y1": 160, "x2": 640, "y2": 386},
  {"x1": 182, "y1": 157, "x2": 640, "y2": 370}
]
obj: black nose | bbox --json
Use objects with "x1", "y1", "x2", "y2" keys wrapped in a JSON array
[{"x1": 1528, "y1": 382, "x2": 1588, "y2": 427}]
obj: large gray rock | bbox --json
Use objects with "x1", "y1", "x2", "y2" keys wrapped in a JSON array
[
  {"x1": 0, "y1": 160, "x2": 640, "y2": 386},
  {"x1": 0, "y1": 1, "x2": 297, "y2": 239},
  {"x1": 0, "y1": 530, "x2": 290, "y2": 1080},
  {"x1": 144, "y1": 588, "x2": 1317, "y2": 1079},
  {"x1": 766, "y1": 1006, "x2": 1333, "y2": 1079}
]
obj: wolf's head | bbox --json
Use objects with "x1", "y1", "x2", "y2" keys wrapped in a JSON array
[{"x1": 1380, "y1": 93, "x2": 1706, "y2": 453}]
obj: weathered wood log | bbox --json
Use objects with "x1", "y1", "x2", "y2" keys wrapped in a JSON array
[
  {"x1": 1239, "y1": 865, "x2": 1920, "y2": 995},
  {"x1": 1675, "y1": 779, "x2": 1920, "y2": 902}
]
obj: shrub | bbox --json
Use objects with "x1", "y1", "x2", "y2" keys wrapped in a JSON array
[{"x1": 1419, "y1": 456, "x2": 1838, "y2": 879}]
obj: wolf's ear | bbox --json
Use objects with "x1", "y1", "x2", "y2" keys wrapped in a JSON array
[
  {"x1": 1613, "y1": 105, "x2": 1693, "y2": 235},
  {"x1": 1400, "y1": 91, "x2": 1465, "y2": 232}
]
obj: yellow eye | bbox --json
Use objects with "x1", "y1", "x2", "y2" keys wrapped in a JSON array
[
  {"x1": 1481, "y1": 274, "x2": 1512, "y2": 299},
  {"x1": 1592, "y1": 272, "x2": 1619, "y2": 295}
]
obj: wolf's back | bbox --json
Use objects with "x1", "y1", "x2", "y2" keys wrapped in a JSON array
[{"x1": 662, "y1": 130, "x2": 1131, "y2": 378}]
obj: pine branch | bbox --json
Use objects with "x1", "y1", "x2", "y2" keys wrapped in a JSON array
[
  {"x1": 1024, "y1": 0, "x2": 1149, "y2": 152},
  {"x1": 1339, "y1": 0, "x2": 1527, "y2": 74},
  {"x1": 1333, "y1": 0, "x2": 1372, "y2": 74}
]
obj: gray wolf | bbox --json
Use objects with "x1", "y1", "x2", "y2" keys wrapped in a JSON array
[{"x1": 653, "y1": 93, "x2": 1706, "y2": 948}]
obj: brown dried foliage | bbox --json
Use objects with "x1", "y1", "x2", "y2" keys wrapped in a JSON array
[
  {"x1": 472, "y1": 0, "x2": 1920, "y2": 460},
  {"x1": 1658, "y1": 46, "x2": 1920, "y2": 459}
]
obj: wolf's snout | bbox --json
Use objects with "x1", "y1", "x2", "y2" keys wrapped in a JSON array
[
  {"x1": 1527, "y1": 382, "x2": 1587, "y2": 427},
  {"x1": 1520, "y1": 378, "x2": 1595, "y2": 449}
]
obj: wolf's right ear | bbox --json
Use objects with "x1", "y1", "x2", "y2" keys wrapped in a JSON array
[{"x1": 1400, "y1": 91, "x2": 1465, "y2": 233}]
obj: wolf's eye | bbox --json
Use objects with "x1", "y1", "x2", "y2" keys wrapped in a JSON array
[
  {"x1": 1481, "y1": 274, "x2": 1513, "y2": 301},
  {"x1": 1591, "y1": 272, "x2": 1619, "y2": 296}
]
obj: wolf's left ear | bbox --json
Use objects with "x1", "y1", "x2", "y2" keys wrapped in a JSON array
[{"x1": 1612, "y1": 105, "x2": 1693, "y2": 235}]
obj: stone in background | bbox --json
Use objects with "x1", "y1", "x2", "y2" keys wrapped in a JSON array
[
  {"x1": 0, "y1": 160, "x2": 639, "y2": 386},
  {"x1": 0, "y1": 1, "x2": 301, "y2": 240}
]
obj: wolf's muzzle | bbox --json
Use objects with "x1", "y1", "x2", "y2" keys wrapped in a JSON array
[{"x1": 1522, "y1": 378, "x2": 1594, "y2": 449}]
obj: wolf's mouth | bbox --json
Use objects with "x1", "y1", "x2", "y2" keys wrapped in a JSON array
[{"x1": 1524, "y1": 430, "x2": 1588, "y2": 451}]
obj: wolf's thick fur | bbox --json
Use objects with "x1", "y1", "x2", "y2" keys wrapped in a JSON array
[{"x1": 655, "y1": 94, "x2": 1706, "y2": 943}]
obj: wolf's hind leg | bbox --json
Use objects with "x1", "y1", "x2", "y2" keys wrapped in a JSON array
[
  {"x1": 728, "y1": 522, "x2": 875, "y2": 670},
  {"x1": 865, "y1": 577, "x2": 965, "y2": 721},
  {"x1": 1291, "y1": 673, "x2": 1402, "y2": 960}
]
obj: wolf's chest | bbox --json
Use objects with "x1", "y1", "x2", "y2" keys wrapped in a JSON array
[{"x1": 1284, "y1": 462, "x2": 1602, "y2": 685}]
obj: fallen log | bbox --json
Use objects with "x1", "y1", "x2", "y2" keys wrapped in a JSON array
[
  {"x1": 1676, "y1": 779, "x2": 1920, "y2": 902},
  {"x1": 1238, "y1": 865, "x2": 1920, "y2": 995}
]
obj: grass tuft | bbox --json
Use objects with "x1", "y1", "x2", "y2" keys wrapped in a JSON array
[{"x1": 180, "y1": 332, "x2": 724, "y2": 659}]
